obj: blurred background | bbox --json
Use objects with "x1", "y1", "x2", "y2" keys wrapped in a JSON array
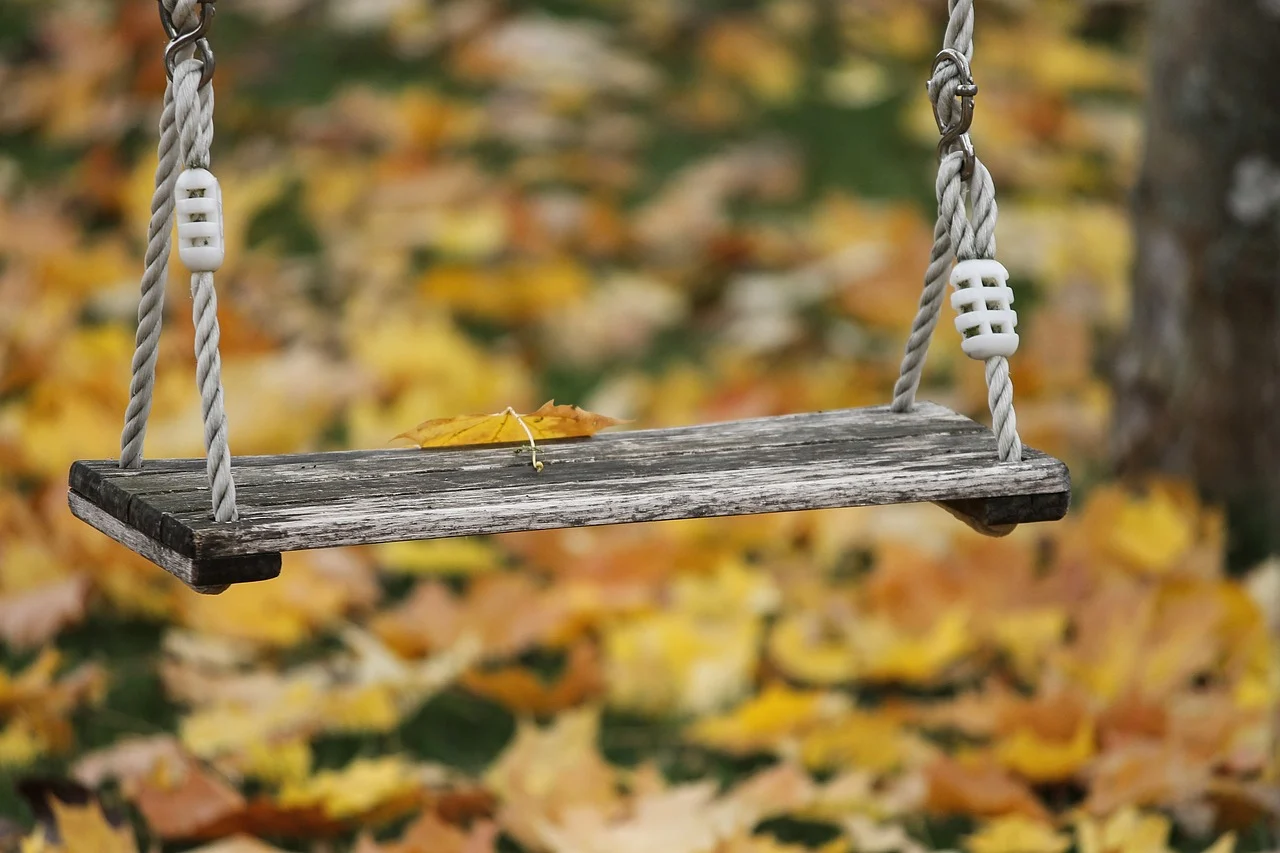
[{"x1": 0, "y1": 1, "x2": 1276, "y2": 851}]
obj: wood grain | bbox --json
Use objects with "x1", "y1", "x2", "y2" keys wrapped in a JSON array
[{"x1": 69, "y1": 403, "x2": 1071, "y2": 582}]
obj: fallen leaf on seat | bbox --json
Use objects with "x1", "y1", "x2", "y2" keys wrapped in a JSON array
[{"x1": 395, "y1": 400, "x2": 627, "y2": 448}]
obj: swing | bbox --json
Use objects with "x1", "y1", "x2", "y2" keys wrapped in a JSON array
[{"x1": 68, "y1": 0, "x2": 1071, "y2": 592}]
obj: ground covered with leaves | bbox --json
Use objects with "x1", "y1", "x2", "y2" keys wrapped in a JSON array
[{"x1": 0, "y1": 1, "x2": 1277, "y2": 851}]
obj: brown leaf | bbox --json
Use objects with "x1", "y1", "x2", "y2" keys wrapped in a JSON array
[
  {"x1": 131, "y1": 756, "x2": 247, "y2": 840},
  {"x1": 924, "y1": 754, "x2": 1050, "y2": 822},
  {"x1": 395, "y1": 400, "x2": 627, "y2": 448},
  {"x1": 0, "y1": 574, "x2": 90, "y2": 649}
]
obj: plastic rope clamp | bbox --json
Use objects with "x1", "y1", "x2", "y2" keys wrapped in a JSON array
[
  {"x1": 175, "y1": 168, "x2": 225, "y2": 273},
  {"x1": 950, "y1": 259, "x2": 1019, "y2": 360}
]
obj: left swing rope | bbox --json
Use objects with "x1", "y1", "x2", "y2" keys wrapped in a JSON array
[{"x1": 120, "y1": 1, "x2": 238, "y2": 531}]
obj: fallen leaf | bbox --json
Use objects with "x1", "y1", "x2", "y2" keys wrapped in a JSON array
[
  {"x1": 182, "y1": 837, "x2": 297, "y2": 853},
  {"x1": 1074, "y1": 807, "x2": 1174, "y2": 853},
  {"x1": 461, "y1": 641, "x2": 604, "y2": 714},
  {"x1": 484, "y1": 707, "x2": 621, "y2": 850},
  {"x1": 23, "y1": 792, "x2": 137, "y2": 853},
  {"x1": 395, "y1": 400, "x2": 626, "y2": 448},
  {"x1": 0, "y1": 574, "x2": 90, "y2": 649},
  {"x1": 925, "y1": 754, "x2": 1050, "y2": 821},
  {"x1": 965, "y1": 815, "x2": 1071, "y2": 853},
  {"x1": 131, "y1": 755, "x2": 246, "y2": 840},
  {"x1": 373, "y1": 574, "x2": 571, "y2": 660},
  {"x1": 277, "y1": 756, "x2": 426, "y2": 820},
  {"x1": 354, "y1": 812, "x2": 499, "y2": 853}
]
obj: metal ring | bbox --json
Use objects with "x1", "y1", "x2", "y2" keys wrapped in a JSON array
[
  {"x1": 166, "y1": 38, "x2": 218, "y2": 90},
  {"x1": 929, "y1": 48, "x2": 978, "y2": 180},
  {"x1": 160, "y1": 1, "x2": 218, "y2": 88}
]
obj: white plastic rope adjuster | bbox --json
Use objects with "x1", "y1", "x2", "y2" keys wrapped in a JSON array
[
  {"x1": 950, "y1": 259, "x2": 1019, "y2": 360},
  {"x1": 175, "y1": 168, "x2": 226, "y2": 273}
]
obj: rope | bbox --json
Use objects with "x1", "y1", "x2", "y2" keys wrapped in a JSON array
[
  {"x1": 119, "y1": 86, "x2": 179, "y2": 468},
  {"x1": 119, "y1": 0, "x2": 238, "y2": 523},
  {"x1": 891, "y1": 0, "x2": 1022, "y2": 463},
  {"x1": 173, "y1": 57, "x2": 237, "y2": 522}
]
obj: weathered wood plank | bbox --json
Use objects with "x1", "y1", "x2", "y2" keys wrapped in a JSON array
[
  {"x1": 75, "y1": 403, "x2": 978, "y2": 499},
  {"x1": 68, "y1": 491, "x2": 281, "y2": 590},
  {"x1": 69, "y1": 404, "x2": 1072, "y2": 571},
  {"x1": 119, "y1": 436, "x2": 1024, "y2": 519}
]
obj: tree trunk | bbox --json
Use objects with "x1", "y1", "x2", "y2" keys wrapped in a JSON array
[{"x1": 1113, "y1": 0, "x2": 1280, "y2": 568}]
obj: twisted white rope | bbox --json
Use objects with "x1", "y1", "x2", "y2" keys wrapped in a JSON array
[
  {"x1": 120, "y1": 0, "x2": 238, "y2": 522},
  {"x1": 891, "y1": 0, "x2": 1022, "y2": 463}
]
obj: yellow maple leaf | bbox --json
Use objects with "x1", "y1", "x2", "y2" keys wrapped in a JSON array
[
  {"x1": 603, "y1": 609, "x2": 762, "y2": 716},
  {"x1": 966, "y1": 816, "x2": 1071, "y2": 853},
  {"x1": 853, "y1": 609, "x2": 976, "y2": 685},
  {"x1": 687, "y1": 683, "x2": 842, "y2": 754},
  {"x1": 241, "y1": 737, "x2": 314, "y2": 787},
  {"x1": 277, "y1": 756, "x2": 423, "y2": 819},
  {"x1": 396, "y1": 400, "x2": 627, "y2": 448},
  {"x1": 32, "y1": 797, "x2": 138, "y2": 853},
  {"x1": 994, "y1": 720, "x2": 1095, "y2": 783},
  {"x1": 1075, "y1": 807, "x2": 1174, "y2": 853}
]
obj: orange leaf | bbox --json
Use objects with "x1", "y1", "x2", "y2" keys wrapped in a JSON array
[
  {"x1": 461, "y1": 641, "x2": 604, "y2": 714},
  {"x1": 394, "y1": 401, "x2": 627, "y2": 448}
]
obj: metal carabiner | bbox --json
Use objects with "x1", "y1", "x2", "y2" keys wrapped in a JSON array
[
  {"x1": 929, "y1": 48, "x2": 978, "y2": 181},
  {"x1": 158, "y1": 0, "x2": 218, "y2": 89}
]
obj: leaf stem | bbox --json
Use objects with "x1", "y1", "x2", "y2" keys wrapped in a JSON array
[{"x1": 506, "y1": 407, "x2": 544, "y2": 472}]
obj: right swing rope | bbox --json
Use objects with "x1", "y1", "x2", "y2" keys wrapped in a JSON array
[{"x1": 892, "y1": 0, "x2": 1023, "y2": 464}]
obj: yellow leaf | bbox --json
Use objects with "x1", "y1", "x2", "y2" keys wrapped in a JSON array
[
  {"x1": 373, "y1": 538, "x2": 499, "y2": 575},
  {"x1": 966, "y1": 816, "x2": 1070, "y2": 853},
  {"x1": 768, "y1": 613, "x2": 861, "y2": 685},
  {"x1": 854, "y1": 609, "x2": 975, "y2": 685},
  {"x1": 45, "y1": 797, "x2": 138, "y2": 853},
  {"x1": 988, "y1": 609, "x2": 1069, "y2": 678},
  {"x1": 1075, "y1": 807, "x2": 1173, "y2": 853},
  {"x1": 242, "y1": 737, "x2": 313, "y2": 787},
  {"x1": 994, "y1": 721, "x2": 1095, "y2": 783},
  {"x1": 0, "y1": 718, "x2": 48, "y2": 767},
  {"x1": 1097, "y1": 482, "x2": 1198, "y2": 574},
  {"x1": 277, "y1": 756, "x2": 422, "y2": 819},
  {"x1": 799, "y1": 713, "x2": 921, "y2": 774},
  {"x1": 1200, "y1": 834, "x2": 1237, "y2": 853},
  {"x1": 688, "y1": 683, "x2": 840, "y2": 754},
  {"x1": 604, "y1": 609, "x2": 762, "y2": 716},
  {"x1": 396, "y1": 400, "x2": 627, "y2": 448}
]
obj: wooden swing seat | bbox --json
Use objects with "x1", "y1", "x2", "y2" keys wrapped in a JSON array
[{"x1": 68, "y1": 402, "x2": 1071, "y2": 589}]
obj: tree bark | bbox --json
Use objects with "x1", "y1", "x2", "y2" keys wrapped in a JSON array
[{"x1": 1113, "y1": 0, "x2": 1280, "y2": 567}]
